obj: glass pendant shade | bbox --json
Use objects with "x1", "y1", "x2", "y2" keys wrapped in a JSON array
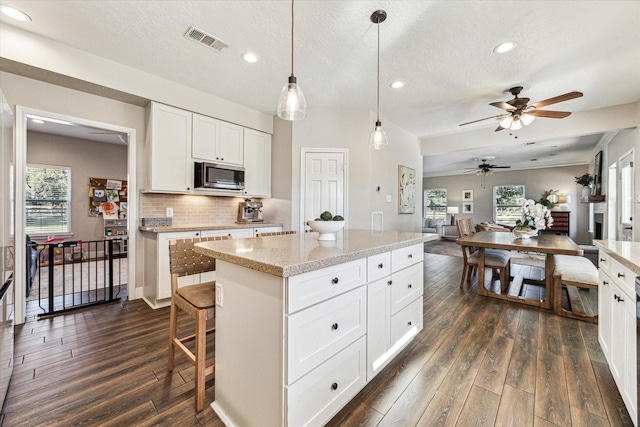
[
  {"x1": 499, "y1": 115, "x2": 524, "y2": 130},
  {"x1": 520, "y1": 112, "x2": 535, "y2": 125},
  {"x1": 369, "y1": 120, "x2": 388, "y2": 149},
  {"x1": 277, "y1": 75, "x2": 307, "y2": 121},
  {"x1": 499, "y1": 117, "x2": 512, "y2": 129},
  {"x1": 510, "y1": 117, "x2": 523, "y2": 130}
]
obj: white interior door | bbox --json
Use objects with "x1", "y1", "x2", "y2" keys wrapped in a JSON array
[
  {"x1": 619, "y1": 150, "x2": 633, "y2": 241},
  {"x1": 302, "y1": 150, "x2": 346, "y2": 232}
]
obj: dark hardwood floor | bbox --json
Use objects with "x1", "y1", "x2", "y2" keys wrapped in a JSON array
[{"x1": 2, "y1": 253, "x2": 633, "y2": 426}]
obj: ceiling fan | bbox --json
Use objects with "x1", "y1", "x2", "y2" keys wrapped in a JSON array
[
  {"x1": 459, "y1": 86, "x2": 583, "y2": 132},
  {"x1": 464, "y1": 158, "x2": 511, "y2": 174}
]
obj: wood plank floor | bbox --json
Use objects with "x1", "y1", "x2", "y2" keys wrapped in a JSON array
[{"x1": 2, "y1": 253, "x2": 633, "y2": 426}]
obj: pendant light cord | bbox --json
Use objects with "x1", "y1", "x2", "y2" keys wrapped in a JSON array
[
  {"x1": 291, "y1": 0, "x2": 294, "y2": 76},
  {"x1": 376, "y1": 16, "x2": 380, "y2": 121}
]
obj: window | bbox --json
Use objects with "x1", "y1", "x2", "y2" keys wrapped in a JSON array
[
  {"x1": 493, "y1": 185, "x2": 524, "y2": 226},
  {"x1": 424, "y1": 188, "x2": 447, "y2": 221},
  {"x1": 26, "y1": 164, "x2": 71, "y2": 234}
]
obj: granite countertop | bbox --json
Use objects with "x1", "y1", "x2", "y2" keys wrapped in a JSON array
[
  {"x1": 195, "y1": 229, "x2": 438, "y2": 278},
  {"x1": 138, "y1": 222, "x2": 283, "y2": 233},
  {"x1": 593, "y1": 239, "x2": 640, "y2": 275}
]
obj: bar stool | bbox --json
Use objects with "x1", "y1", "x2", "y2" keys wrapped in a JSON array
[{"x1": 167, "y1": 235, "x2": 230, "y2": 411}]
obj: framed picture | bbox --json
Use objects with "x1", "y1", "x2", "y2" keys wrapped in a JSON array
[
  {"x1": 592, "y1": 150, "x2": 602, "y2": 196},
  {"x1": 462, "y1": 202, "x2": 474, "y2": 213},
  {"x1": 462, "y1": 189, "x2": 474, "y2": 201},
  {"x1": 398, "y1": 165, "x2": 416, "y2": 214}
]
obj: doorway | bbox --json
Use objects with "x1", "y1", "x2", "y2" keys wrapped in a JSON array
[
  {"x1": 300, "y1": 148, "x2": 348, "y2": 232},
  {"x1": 13, "y1": 106, "x2": 137, "y2": 324},
  {"x1": 619, "y1": 150, "x2": 634, "y2": 241}
]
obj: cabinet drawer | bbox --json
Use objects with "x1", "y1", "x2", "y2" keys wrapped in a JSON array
[
  {"x1": 367, "y1": 252, "x2": 391, "y2": 282},
  {"x1": 390, "y1": 262, "x2": 423, "y2": 315},
  {"x1": 287, "y1": 258, "x2": 366, "y2": 313},
  {"x1": 287, "y1": 287, "x2": 366, "y2": 384},
  {"x1": 598, "y1": 251, "x2": 611, "y2": 276},
  {"x1": 610, "y1": 257, "x2": 635, "y2": 298},
  {"x1": 392, "y1": 244, "x2": 423, "y2": 272},
  {"x1": 201, "y1": 228, "x2": 253, "y2": 239},
  {"x1": 391, "y1": 297, "x2": 423, "y2": 345},
  {"x1": 286, "y1": 336, "x2": 366, "y2": 427}
]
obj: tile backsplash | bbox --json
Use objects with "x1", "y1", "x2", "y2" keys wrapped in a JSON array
[{"x1": 140, "y1": 193, "x2": 247, "y2": 226}]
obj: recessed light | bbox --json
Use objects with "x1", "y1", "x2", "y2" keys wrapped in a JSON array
[
  {"x1": 493, "y1": 41, "x2": 517, "y2": 54},
  {"x1": 241, "y1": 52, "x2": 259, "y2": 63},
  {"x1": 0, "y1": 5, "x2": 32, "y2": 22},
  {"x1": 31, "y1": 119, "x2": 44, "y2": 124},
  {"x1": 390, "y1": 81, "x2": 405, "y2": 89}
]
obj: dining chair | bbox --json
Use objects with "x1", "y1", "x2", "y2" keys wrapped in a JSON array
[
  {"x1": 456, "y1": 218, "x2": 512, "y2": 291},
  {"x1": 255, "y1": 230, "x2": 297, "y2": 237},
  {"x1": 167, "y1": 235, "x2": 230, "y2": 411}
]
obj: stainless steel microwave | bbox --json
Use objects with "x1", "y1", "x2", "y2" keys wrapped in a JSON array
[{"x1": 194, "y1": 162, "x2": 245, "y2": 190}]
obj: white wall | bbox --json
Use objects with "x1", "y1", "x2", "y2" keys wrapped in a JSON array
[
  {"x1": 266, "y1": 108, "x2": 423, "y2": 232},
  {"x1": 423, "y1": 165, "x2": 591, "y2": 244}
]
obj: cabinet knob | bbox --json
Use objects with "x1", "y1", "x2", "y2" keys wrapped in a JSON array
[
  {"x1": 408, "y1": 284, "x2": 412, "y2": 289},
  {"x1": 617, "y1": 272, "x2": 625, "y2": 278},
  {"x1": 602, "y1": 280, "x2": 608, "y2": 285},
  {"x1": 407, "y1": 321, "x2": 412, "y2": 326},
  {"x1": 387, "y1": 280, "x2": 392, "y2": 286},
  {"x1": 378, "y1": 263, "x2": 384, "y2": 269},
  {"x1": 331, "y1": 323, "x2": 338, "y2": 330},
  {"x1": 331, "y1": 277, "x2": 339, "y2": 285},
  {"x1": 331, "y1": 382, "x2": 338, "y2": 391},
  {"x1": 408, "y1": 254, "x2": 413, "y2": 259},
  {"x1": 195, "y1": 232, "x2": 200, "y2": 236}
]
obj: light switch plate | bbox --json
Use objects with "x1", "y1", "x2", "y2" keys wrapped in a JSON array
[
  {"x1": 385, "y1": 195, "x2": 392, "y2": 203},
  {"x1": 216, "y1": 284, "x2": 223, "y2": 307},
  {"x1": 166, "y1": 207, "x2": 173, "y2": 217}
]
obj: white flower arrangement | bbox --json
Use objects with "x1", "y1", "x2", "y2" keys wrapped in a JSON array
[{"x1": 515, "y1": 198, "x2": 554, "y2": 232}]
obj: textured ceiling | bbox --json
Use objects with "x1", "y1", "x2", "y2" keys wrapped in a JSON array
[{"x1": 2, "y1": 1, "x2": 639, "y2": 170}]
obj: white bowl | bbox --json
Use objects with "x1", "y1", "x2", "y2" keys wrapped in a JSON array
[{"x1": 307, "y1": 220, "x2": 345, "y2": 240}]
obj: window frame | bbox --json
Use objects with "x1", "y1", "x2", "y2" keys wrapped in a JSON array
[
  {"x1": 25, "y1": 163, "x2": 72, "y2": 236},
  {"x1": 423, "y1": 188, "x2": 447, "y2": 221},
  {"x1": 493, "y1": 184, "x2": 525, "y2": 226}
]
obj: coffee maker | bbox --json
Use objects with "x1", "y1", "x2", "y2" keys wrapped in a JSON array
[{"x1": 237, "y1": 198, "x2": 263, "y2": 223}]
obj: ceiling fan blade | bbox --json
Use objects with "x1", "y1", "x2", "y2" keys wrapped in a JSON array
[
  {"x1": 530, "y1": 91, "x2": 583, "y2": 108},
  {"x1": 489, "y1": 101, "x2": 515, "y2": 111},
  {"x1": 529, "y1": 110, "x2": 572, "y2": 118},
  {"x1": 494, "y1": 125, "x2": 507, "y2": 132},
  {"x1": 459, "y1": 113, "x2": 508, "y2": 126},
  {"x1": 491, "y1": 166, "x2": 511, "y2": 168}
]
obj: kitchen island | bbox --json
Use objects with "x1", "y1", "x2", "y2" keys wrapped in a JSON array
[{"x1": 195, "y1": 229, "x2": 437, "y2": 427}]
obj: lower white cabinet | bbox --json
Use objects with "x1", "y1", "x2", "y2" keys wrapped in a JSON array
[
  {"x1": 598, "y1": 251, "x2": 638, "y2": 425},
  {"x1": 201, "y1": 228, "x2": 254, "y2": 239}
]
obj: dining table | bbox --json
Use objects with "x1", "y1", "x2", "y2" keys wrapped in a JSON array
[{"x1": 456, "y1": 231, "x2": 583, "y2": 309}]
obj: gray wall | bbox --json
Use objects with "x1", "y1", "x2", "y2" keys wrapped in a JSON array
[{"x1": 423, "y1": 164, "x2": 591, "y2": 244}]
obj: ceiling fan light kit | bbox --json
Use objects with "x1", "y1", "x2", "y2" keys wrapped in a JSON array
[
  {"x1": 368, "y1": 9, "x2": 389, "y2": 150},
  {"x1": 277, "y1": 0, "x2": 307, "y2": 121},
  {"x1": 459, "y1": 86, "x2": 583, "y2": 132}
]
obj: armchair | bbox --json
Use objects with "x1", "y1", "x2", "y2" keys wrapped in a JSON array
[{"x1": 422, "y1": 218, "x2": 444, "y2": 238}]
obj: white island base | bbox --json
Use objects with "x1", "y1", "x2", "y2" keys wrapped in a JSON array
[{"x1": 195, "y1": 230, "x2": 435, "y2": 426}]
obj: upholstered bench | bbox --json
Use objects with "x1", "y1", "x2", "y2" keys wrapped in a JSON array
[{"x1": 552, "y1": 254, "x2": 599, "y2": 323}]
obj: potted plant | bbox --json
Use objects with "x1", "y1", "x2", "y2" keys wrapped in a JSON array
[{"x1": 575, "y1": 173, "x2": 594, "y2": 199}]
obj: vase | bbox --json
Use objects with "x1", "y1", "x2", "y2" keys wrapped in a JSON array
[
  {"x1": 581, "y1": 186, "x2": 591, "y2": 200},
  {"x1": 512, "y1": 229, "x2": 538, "y2": 239}
]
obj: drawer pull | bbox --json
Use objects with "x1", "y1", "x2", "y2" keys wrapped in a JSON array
[
  {"x1": 407, "y1": 321, "x2": 412, "y2": 326},
  {"x1": 602, "y1": 280, "x2": 608, "y2": 285},
  {"x1": 331, "y1": 277, "x2": 339, "y2": 285},
  {"x1": 331, "y1": 323, "x2": 339, "y2": 330},
  {"x1": 378, "y1": 263, "x2": 384, "y2": 269},
  {"x1": 331, "y1": 382, "x2": 338, "y2": 391},
  {"x1": 617, "y1": 272, "x2": 625, "y2": 278},
  {"x1": 600, "y1": 258, "x2": 605, "y2": 262},
  {"x1": 614, "y1": 294, "x2": 625, "y2": 303},
  {"x1": 387, "y1": 280, "x2": 392, "y2": 286},
  {"x1": 408, "y1": 254, "x2": 413, "y2": 259}
]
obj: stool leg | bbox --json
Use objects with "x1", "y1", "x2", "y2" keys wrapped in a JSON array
[
  {"x1": 194, "y1": 308, "x2": 207, "y2": 411},
  {"x1": 167, "y1": 300, "x2": 178, "y2": 371}
]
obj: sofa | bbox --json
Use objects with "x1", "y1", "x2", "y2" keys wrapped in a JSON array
[
  {"x1": 422, "y1": 218, "x2": 444, "y2": 238},
  {"x1": 475, "y1": 221, "x2": 513, "y2": 233}
]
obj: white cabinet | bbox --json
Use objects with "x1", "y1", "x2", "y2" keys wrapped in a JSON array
[
  {"x1": 367, "y1": 244, "x2": 424, "y2": 381},
  {"x1": 598, "y1": 250, "x2": 638, "y2": 425},
  {"x1": 192, "y1": 113, "x2": 243, "y2": 166},
  {"x1": 201, "y1": 228, "x2": 253, "y2": 239},
  {"x1": 242, "y1": 129, "x2": 271, "y2": 198},
  {"x1": 148, "y1": 103, "x2": 192, "y2": 192}
]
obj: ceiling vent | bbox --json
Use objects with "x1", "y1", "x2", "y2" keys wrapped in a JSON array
[{"x1": 184, "y1": 25, "x2": 230, "y2": 53}]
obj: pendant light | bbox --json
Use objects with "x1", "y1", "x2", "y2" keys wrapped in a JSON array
[
  {"x1": 277, "y1": 0, "x2": 306, "y2": 121},
  {"x1": 369, "y1": 10, "x2": 388, "y2": 150}
]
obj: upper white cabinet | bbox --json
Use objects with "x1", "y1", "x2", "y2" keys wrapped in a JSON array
[
  {"x1": 192, "y1": 113, "x2": 243, "y2": 166},
  {"x1": 148, "y1": 103, "x2": 192, "y2": 192},
  {"x1": 243, "y1": 129, "x2": 271, "y2": 198}
]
